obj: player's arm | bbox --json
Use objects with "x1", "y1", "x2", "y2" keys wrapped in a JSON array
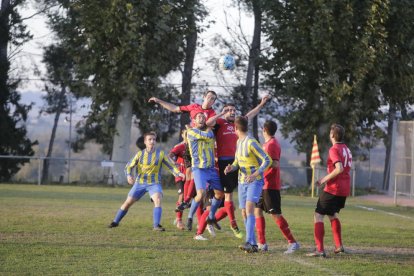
[
  {"x1": 206, "y1": 107, "x2": 229, "y2": 126},
  {"x1": 224, "y1": 159, "x2": 239, "y2": 175},
  {"x1": 245, "y1": 95, "x2": 271, "y2": 120},
  {"x1": 316, "y1": 162, "x2": 344, "y2": 186},
  {"x1": 124, "y1": 153, "x2": 140, "y2": 185},
  {"x1": 162, "y1": 154, "x2": 185, "y2": 179},
  {"x1": 148, "y1": 97, "x2": 181, "y2": 113},
  {"x1": 246, "y1": 141, "x2": 271, "y2": 182}
]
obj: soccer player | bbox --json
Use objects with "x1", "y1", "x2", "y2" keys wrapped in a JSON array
[
  {"x1": 186, "y1": 111, "x2": 224, "y2": 238},
  {"x1": 224, "y1": 116, "x2": 271, "y2": 253},
  {"x1": 169, "y1": 129, "x2": 188, "y2": 230},
  {"x1": 195, "y1": 96, "x2": 271, "y2": 239},
  {"x1": 254, "y1": 120, "x2": 300, "y2": 253},
  {"x1": 108, "y1": 132, "x2": 184, "y2": 231},
  {"x1": 148, "y1": 90, "x2": 217, "y2": 126},
  {"x1": 306, "y1": 123, "x2": 352, "y2": 257}
]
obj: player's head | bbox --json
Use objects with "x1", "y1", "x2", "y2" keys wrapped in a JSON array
[
  {"x1": 143, "y1": 132, "x2": 157, "y2": 149},
  {"x1": 202, "y1": 90, "x2": 217, "y2": 109},
  {"x1": 330, "y1": 123, "x2": 345, "y2": 143},
  {"x1": 223, "y1": 103, "x2": 236, "y2": 122},
  {"x1": 234, "y1": 116, "x2": 248, "y2": 136},
  {"x1": 192, "y1": 112, "x2": 207, "y2": 130},
  {"x1": 263, "y1": 120, "x2": 277, "y2": 136}
]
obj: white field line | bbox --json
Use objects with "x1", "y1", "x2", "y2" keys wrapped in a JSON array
[
  {"x1": 288, "y1": 257, "x2": 345, "y2": 276},
  {"x1": 355, "y1": 205, "x2": 414, "y2": 220}
]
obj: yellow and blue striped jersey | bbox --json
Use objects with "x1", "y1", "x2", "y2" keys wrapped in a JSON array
[
  {"x1": 232, "y1": 136, "x2": 271, "y2": 183},
  {"x1": 125, "y1": 148, "x2": 180, "y2": 185},
  {"x1": 187, "y1": 128, "x2": 215, "y2": 168}
]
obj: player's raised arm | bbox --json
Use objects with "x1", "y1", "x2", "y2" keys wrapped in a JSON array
[
  {"x1": 206, "y1": 106, "x2": 230, "y2": 127},
  {"x1": 245, "y1": 95, "x2": 271, "y2": 120},
  {"x1": 148, "y1": 97, "x2": 181, "y2": 113}
]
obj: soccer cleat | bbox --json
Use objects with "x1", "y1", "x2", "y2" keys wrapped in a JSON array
[
  {"x1": 306, "y1": 250, "x2": 326, "y2": 258},
  {"x1": 186, "y1": 218, "x2": 193, "y2": 231},
  {"x1": 239, "y1": 242, "x2": 258, "y2": 253},
  {"x1": 153, "y1": 224, "x2": 165, "y2": 231},
  {"x1": 175, "y1": 201, "x2": 191, "y2": 212},
  {"x1": 206, "y1": 224, "x2": 216, "y2": 237},
  {"x1": 206, "y1": 217, "x2": 221, "y2": 230},
  {"x1": 176, "y1": 219, "x2": 185, "y2": 230},
  {"x1": 258, "y1": 243, "x2": 269, "y2": 252},
  {"x1": 284, "y1": 242, "x2": 300, "y2": 254},
  {"x1": 334, "y1": 246, "x2": 345, "y2": 254},
  {"x1": 194, "y1": 234, "x2": 208, "y2": 241},
  {"x1": 231, "y1": 226, "x2": 243, "y2": 239},
  {"x1": 108, "y1": 222, "x2": 119, "y2": 228}
]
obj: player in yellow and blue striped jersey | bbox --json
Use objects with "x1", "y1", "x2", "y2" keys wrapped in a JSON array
[
  {"x1": 224, "y1": 116, "x2": 271, "y2": 253},
  {"x1": 108, "y1": 132, "x2": 184, "y2": 231}
]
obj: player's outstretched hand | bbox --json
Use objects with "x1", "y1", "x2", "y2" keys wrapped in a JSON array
[
  {"x1": 148, "y1": 97, "x2": 159, "y2": 103},
  {"x1": 127, "y1": 175, "x2": 135, "y2": 185},
  {"x1": 261, "y1": 95, "x2": 271, "y2": 105}
]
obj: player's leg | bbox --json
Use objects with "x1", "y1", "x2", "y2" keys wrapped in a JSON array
[
  {"x1": 254, "y1": 205, "x2": 267, "y2": 251},
  {"x1": 108, "y1": 184, "x2": 144, "y2": 228},
  {"x1": 149, "y1": 184, "x2": 165, "y2": 231},
  {"x1": 206, "y1": 168, "x2": 224, "y2": 229},
  {"x1": 174, "y1": 181, "x2": 185, "y2": 230}
]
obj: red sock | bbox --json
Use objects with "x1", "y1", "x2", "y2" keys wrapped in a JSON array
[
  {"x1": 215, "y1": 208, "x2": 228, "y2": 221},
  {"x1": 196, "y1": 204, "x2": 203, "y2": 223},
  {"x1": 185, "y1": 179, "x2": 195, "y2": 202},
  {"x1": 225, "y1": 201, "x2": 237, "y2": 228},
  {"x1": 176, "y1": 202, "x2": 183, "y2": 220},
  {"x1": 255, "y1": 216, "x2": 266, "y2": 244},
  {"x1": 330, "y1": 218, "x2": 342, "y2": 248},
  {"x1": 183, "y1": 180, "x2": 190, "y2": 202},
  {"x1": 197, "y1": 210, "x2": 209, "y2": 235},
  {"x1": 314, "y1": 222, "x2": 325, "y2": 252},
  {"x1": 275, "y1": 216, "x2": 296, "y2": 244}
]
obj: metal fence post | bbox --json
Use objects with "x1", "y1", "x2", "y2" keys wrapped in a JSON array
[
  {"x1": 37, "y1": 157, "x2": 42, "y2": 185},
  {"x1": 394, "y1": 174, "x2": 397, "y2": 206}
]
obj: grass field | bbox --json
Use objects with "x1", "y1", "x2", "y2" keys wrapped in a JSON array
[{"x1": 1, "y1": 184, "x2": 413, "y2": 275}]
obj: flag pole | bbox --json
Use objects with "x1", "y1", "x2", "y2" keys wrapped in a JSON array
[
  {"x1": 311, "y1": 163, "x2": 315, "y2": 198},
  {"x1": 310, "y1": 134, "x2": 321, "y2": 198}
]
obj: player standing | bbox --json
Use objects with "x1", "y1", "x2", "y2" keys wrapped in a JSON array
[
  {"x1": 254, "y1": 120, "x2": 300, "y2": 253},
  {"x1": 307, "y1": 124, "x2": 352, "y2": 257},
  {"x1": 108, "y1": 132, "x2": 184, "y2": 231},
  {"x1": 224, "y1": 116, "x2": 271, "y2": 253}
]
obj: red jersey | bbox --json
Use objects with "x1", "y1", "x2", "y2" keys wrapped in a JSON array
[
  {"x1": 169, "y1": 142, "x2": 186, "y2": 182},
  {"x1": 215, "y1": 118, "x2": 237, "y2": 158},
  {"x1": 324, "y1": 143, "x2": 352, "y2": 197},
  {"x1": 179, "y1": 103, "x2": 216, "y2": 126},
  {"x1": 263, "y1": 137, "x2": 281, "y2": 190}
]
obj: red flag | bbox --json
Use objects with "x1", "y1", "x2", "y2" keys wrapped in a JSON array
[{"x1": 310, "y1": 135, "x2": 321, "y2": 168}]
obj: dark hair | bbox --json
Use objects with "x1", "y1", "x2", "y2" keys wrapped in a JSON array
[
  {"x1": 136, "y1": 136, "x2": 145, "y2": 150},
  {"x1": 330, "y1": 124, "x2": 345, "y2": 142},
  {"x1": 223, "y1": 103, "x2": 236, "y2": 109},
  {"x1": 204, "y1": 90, "x2": 217, "y2": 98},
  {"x1": 263, "y1": 120, "x2": 277, "y2": 136},
  {"x1": 235, "y1": 116, "x2": 248, "y2": 132},
  {"x1": 143, "y1": 131, "x2": 157, "y2": 140}
]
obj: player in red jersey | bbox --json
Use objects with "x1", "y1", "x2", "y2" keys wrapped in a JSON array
[
  {"x1": 254, "y1": 120, "x2": 300, "y2": 253},
  {"x1": 306, "y1": 123, "x2": 352, "y2": 257},
  {"x1": 169, "y1": 129, "x2": 188, "y2": 230},
  {"x1": 191, "y1": 96, "x2": 270, "y2": 240}
]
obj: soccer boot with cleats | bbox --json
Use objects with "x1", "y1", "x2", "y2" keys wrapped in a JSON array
[{"x1": 284, "y1": 242, "x2": 300, "y2": 254}]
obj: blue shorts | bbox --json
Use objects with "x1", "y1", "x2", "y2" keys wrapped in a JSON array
[
  {"x1": 128, "y1": 183, "x2": 163, "y2": 200},
  {"x1": 192, "y1": 167, "x2": 223, "y2": 191},
  {"x1": 238, "y1": 179, "x2": 264, "y2": 209}
]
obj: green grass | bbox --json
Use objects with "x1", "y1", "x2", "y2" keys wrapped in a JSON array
[{"x1": 1, "y1": 184, "x2": 413, "y2": 275}]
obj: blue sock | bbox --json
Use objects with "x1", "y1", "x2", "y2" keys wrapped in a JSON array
[
  {"x1": 114, "y1": 209, "x2": 128, "y2": 224},
  {"x1": 246, "y1": 214, "x2": 256, "y2": 245},
  {"x1": 153, "y1": 207, "x2": 162, "y2": 227},
  {"x1": 208, "y1": 197, "x2": 222, "y2": 220},
  {"x1": 188, "y1": 199, "x2": 200, "y2": 219}
]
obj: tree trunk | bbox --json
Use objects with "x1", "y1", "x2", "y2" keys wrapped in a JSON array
[
  {"x1": 246, "y1": 0, "x2": 261, "y2": 136},
  {"x1": 180, "y1": 2, "x2": 197, "y2": 132},
  {"x1": 0, "y1": 0, "x2": 10, "y2": 74},
  {"x1": 41, "y1": 86, "x2": 67, "y2": 184},
  {"x1": 383, "y1": 104, "x2": 396, "y2": 190},
  {"x1": 110, "y1": 96, "x2": 133, "y2": 185}
]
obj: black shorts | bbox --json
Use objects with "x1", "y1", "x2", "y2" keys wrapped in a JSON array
[
  {"x1": 183, "y1": 146, "x2": 192, "y2": 168},
  {"x1": 176, "y1": 180, "x2": 184, "y2": 195},
  {"x1": 315, "y1": 191, "x2": 347, "y2": 216},
  {"x1": 218, "y1": 159, "x2": 238, "y2": 193},
  {"x1": 256, "y1": 189, "x2": 281, "y2": 214}
]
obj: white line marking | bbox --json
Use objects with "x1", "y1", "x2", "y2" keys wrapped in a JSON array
[{"x1": 355, "y1": 205, "x2": 414, "y2": 220}]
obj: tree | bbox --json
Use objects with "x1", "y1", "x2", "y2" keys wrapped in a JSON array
[
  {"x1": 262, "y1": 0, "x2": 389, "y2": 184},
  {"x1": 0, "y1": 0, "x2": 37, "y2": 181}
]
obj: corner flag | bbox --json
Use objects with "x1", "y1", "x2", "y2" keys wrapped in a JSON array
[{"x1": 310, "y1": 135, "x2": 321, "y2": 198}]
